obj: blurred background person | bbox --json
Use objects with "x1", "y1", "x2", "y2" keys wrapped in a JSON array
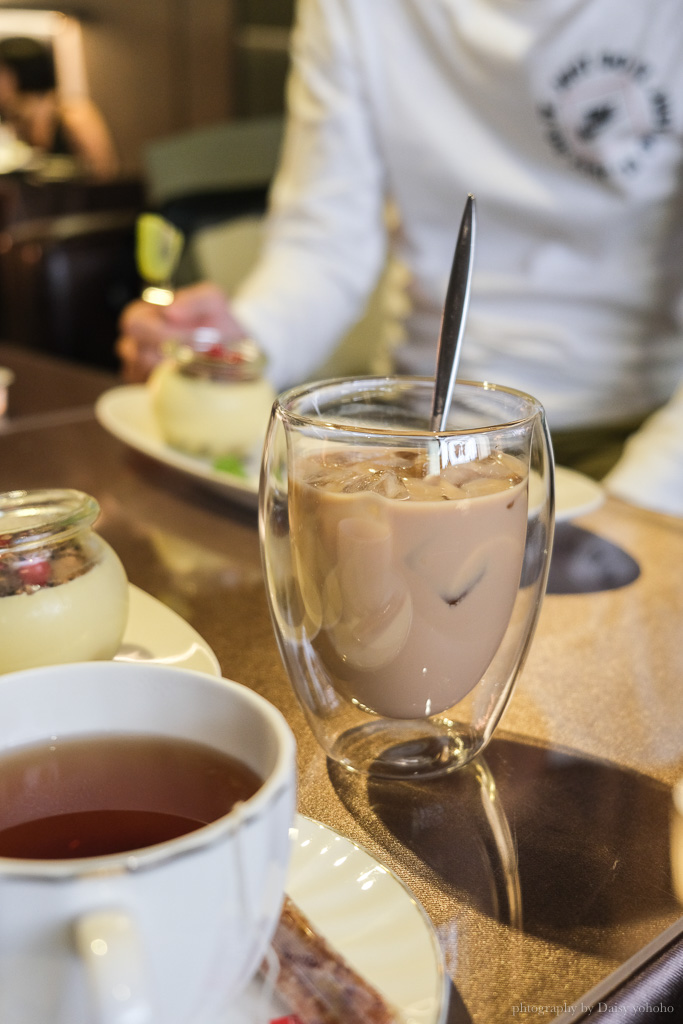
[
  {"x1": 117, "y1": 0, "x2": 683, "y2": 514},
  {"x1": 0, "y1": 35, "x2": 118, "y2": 181}
]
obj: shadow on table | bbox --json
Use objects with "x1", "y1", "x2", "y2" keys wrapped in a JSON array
[
  {"x1": 443, "y1": 981, "x2": 474, "y2": 1023},
  {"x1": 547, "y1": 522, "x2": 640, "y2": 594},
  {"x1": 329, "y1": 736, "x2": 678, "y2": 962}
]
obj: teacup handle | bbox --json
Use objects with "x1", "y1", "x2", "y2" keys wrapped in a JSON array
[{"x1": 74, "y1": 910, "x2": 153, "y2": 1024}]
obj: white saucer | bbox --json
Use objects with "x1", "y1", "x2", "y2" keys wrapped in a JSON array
[
  {"x1": 96, "y1": 385, "x2": 259, "y2": 510},
  {"x1": 235, "y1": 814, "x2": 449, "y2": 1024},
  {"x1": 115, "y1": 584, "x2": 221, "y2": 676}
]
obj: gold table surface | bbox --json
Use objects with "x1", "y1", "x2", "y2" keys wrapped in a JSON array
[{"x1": 1, "y1": 343, "x2": 682, "y2": 1022}]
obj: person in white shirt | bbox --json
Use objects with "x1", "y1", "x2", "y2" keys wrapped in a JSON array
[{"x1": 118, "y1": 0, "x2": 683, "y2": 515}]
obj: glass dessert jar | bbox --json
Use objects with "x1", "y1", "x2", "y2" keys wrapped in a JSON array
[
  {"x1": 0, "y1": 489, "x2": 129, "y2": 674},
  {"x1": 149, "y1": 335, "x2": 275, "y2": 460}
]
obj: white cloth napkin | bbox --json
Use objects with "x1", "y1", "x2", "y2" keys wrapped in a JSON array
[{"x1": 604, "y1": 385, "x2": 683, "y2": 518}]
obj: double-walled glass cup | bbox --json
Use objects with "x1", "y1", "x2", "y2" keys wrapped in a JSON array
[{"x1": 260, "y1": 378, "x2": 554, "y2": 779}]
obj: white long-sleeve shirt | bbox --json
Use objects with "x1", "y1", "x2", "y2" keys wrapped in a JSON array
[{"x1": 233, "y1": 0, "x2": 683, "y2": 515}]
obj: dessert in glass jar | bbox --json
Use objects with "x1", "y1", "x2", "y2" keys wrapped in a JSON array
[
  {"x1": 149, "y1": 333, "x2": 275, "y2": 461},
  {"x1": 0, "y1": 489, "x2": 129, "y2": 674}
]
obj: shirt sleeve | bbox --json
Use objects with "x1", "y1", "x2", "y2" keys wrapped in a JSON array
[
  {"x1": 231, "y1": 0, "x2": 388, "y2": 391},
  {"x1": 603, "y1": 384, "x2": 683, "y2": 518}
]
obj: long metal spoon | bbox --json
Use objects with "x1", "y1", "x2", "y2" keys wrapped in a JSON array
[{"x1": 430, "y1": 193, "x2": 477, "y2": 431}]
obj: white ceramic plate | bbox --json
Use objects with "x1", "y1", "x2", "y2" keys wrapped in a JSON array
[
  {"x1": 95, "y1": 385, "x2": 260, "y2": 510},
  {"x1": 96, "y1": 385, "x2": 603, "y2": 524},
  {"x1": 115, "y1": 584, "x2": 221, "y2": 676},
  {"x1": 236, "y1": 814, "x2": 449, "y2": 1024},
  {"x1": 529, "y1": 465, "x2": 605, "y2": 523},
  {"x1": 554, "y1": 465, "x2": 605, "y2": 522},
  {"x1": 0, "y1": 138, "x2": 34, "y2": 175}
]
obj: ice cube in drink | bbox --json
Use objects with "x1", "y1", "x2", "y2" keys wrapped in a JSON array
[{"x1": 288, "y1": 446, "x2": 528, "y2": 719}]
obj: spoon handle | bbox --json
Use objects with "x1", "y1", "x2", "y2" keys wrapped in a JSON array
[{"x1": 430, "y1": 193, "x2": 477, "y2": 432}]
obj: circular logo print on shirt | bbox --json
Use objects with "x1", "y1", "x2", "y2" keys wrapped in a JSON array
[{"x1": 537, "y1": 51, "x2": 672, "y2": 181}]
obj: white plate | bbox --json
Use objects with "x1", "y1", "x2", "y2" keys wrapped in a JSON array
[
  {"x1": 95, "y1": 385, "x2": 260, "y2": 510},
  {"x1": 236, "y1": 814, "x2": 449, "y2": 1024},
  {"x1": 529, "y1": 465, "x2": 605, "y2": 523},
  {"x1": 554, "y1": 465, "x2": 605, "y2": 522},
  {"x1": 115, "y1": 584, "x2": 221, "y2": 676},
  {"x1": 0, "y1": 138, "x2": 34, "y2": 175},
  {"x1": 96, "y1": 385, "x2": 603, "y2": 523}
]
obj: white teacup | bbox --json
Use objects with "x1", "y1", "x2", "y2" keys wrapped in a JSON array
[{"x1": 0, "y1": 661, "x2": 297, "y2": 1024}]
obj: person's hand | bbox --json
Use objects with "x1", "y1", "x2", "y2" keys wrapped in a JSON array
[{"x1": 116, "y1": 282, "x2": 248, "y2": 383}]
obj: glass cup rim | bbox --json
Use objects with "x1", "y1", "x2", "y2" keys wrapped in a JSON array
[{"x1": 274, "y1": 376, "x2": 545, "y2": 436}]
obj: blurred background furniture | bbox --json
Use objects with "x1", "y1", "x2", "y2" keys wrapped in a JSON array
[
  {"x1": 0, "y1": 203, "x2": 142, "y2": 369},
  {"x1": 232, "y1": 0, "x2": 294, "y2": 118},
  {"x1": 0, "y1": 2, "x2": 299, "y2": 372},
  {"x1": 191, "y1": 212, "x2": 401, "y2": 379},
  {"x1": 0, "y1": 116, "x2": 288, "y2": 373},
  {"x1": 0, "y1": 2, "x2": 389, "y2": 376},
  {"x1": 0, "y1": 174, "x2": 144, "y2": 229},
  {"x1": 0, "y1": 2, "x2": 297, "y2": 180},
  {"x1": 142, "y1": 115, "x2": 284, "y2": 282},
  {"x1": 144, "y1": 116, "x2": 284, "y2": 212}
]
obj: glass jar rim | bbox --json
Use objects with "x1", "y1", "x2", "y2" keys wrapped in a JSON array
[
  {"x1": 275, "y1": 376, "x2": 545, "y2": 435},
  {"x1": 168, "y1": 336, "x2": 267, "y2": 383},
  {"x1": 0, "y1": 489, "x2": 100, "y2": 551}
]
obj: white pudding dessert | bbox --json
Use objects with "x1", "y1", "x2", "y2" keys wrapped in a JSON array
[
  {"x1": 149, "y1": 340, "x2": 275, "y2": 460},
  {"x1": 0, "y1": 490, "x2": 129, "y2": 674}
]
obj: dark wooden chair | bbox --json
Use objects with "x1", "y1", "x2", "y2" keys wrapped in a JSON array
[
  {"x1": 0, "y1": 175, "x2": 144, "y2": 228},
  {"x1": 0, "y1": 208, "x2": 142, "y2": 369}
]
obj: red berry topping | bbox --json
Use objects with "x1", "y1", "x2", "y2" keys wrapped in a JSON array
[{"x1": 18, "y1": 558, "x2": 51, "y2": 587}]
